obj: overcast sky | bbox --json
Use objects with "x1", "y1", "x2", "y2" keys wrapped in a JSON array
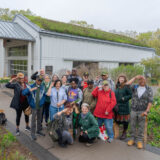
[{"x1": 1, "y1": 0, "x2": 160, "y2": 33}]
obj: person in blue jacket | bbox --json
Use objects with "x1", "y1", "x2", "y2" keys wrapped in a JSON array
[{"x1": 22, "y1": 75, "x2": 46, "y2": 140}]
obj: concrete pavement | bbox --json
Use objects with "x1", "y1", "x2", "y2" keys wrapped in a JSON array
[{"x1": 0, "y1": 88, "x2": 160, "y2": 160}]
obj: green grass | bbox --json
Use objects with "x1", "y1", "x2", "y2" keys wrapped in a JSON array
[{"x1": 26, "y1": 15, "x2": 149, "y2": 47}]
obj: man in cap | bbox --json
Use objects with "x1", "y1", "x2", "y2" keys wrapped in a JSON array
[
  {"x1": 22, "y1": 75, "x2": 46, "y2": 140},
  {"x1": 67, "y1": 68, "x2": 82, "y2": 88},
  {"x1": 94, "y1": 71, "x2": 115, "y2": 91}
]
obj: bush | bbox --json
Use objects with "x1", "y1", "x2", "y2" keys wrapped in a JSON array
[{"x1": 110, "y1": 65, "x2": 144, "y2": 82}]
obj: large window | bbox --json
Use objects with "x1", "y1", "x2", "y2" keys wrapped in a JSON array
[
  {"x1": 10, "y1": 60, "x2": 28, "y2": 76},
  {"x1": 8, "y1": 45, "x2": 27, "y2": 57}
]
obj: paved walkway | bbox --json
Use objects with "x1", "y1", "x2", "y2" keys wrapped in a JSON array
[{"x1": 0, "y1": 88, "x2": 160, "y2": 160}]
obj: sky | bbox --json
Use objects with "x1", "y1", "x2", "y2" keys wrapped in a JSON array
[{"x1": 1, "y1": 0, "x2": 160, "y2": 33}]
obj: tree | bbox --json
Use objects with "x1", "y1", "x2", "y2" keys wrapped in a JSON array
[
  {"x1": 69, "y1": 20, "x2": 94, "y2": 29},
  {"x1": 0, "y1": 8, "x2": 35, "y2": 21}
]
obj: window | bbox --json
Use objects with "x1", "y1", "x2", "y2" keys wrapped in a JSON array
[
  {"x1": 8, "y1": 45, "x2": 28, "y2": 57},
  {"x1": 10, "y1": 60, "x2": 28, "y2": 76},
  {"x1": 119, "y1": 63, "x2": 134, "y2": 66}
]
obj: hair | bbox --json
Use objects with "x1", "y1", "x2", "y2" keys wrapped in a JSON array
[
  {"x1": 87, "y1": 80, "x2": 94, "y2": 85},
  {"x1": 81, "y1": 103, "x2": 89, "y2": 109},
  {"x1": 44, "y1": 74, "x2": 51, "y2": 79},
  {"x1": 61, "y1": 75, "x2": 67, "y2": 79},
  {"x1": 54, "y1": 79, "x2": 62, "y2": 87},
  {"x1": 70, "y1": 78, "x2": 79, "y2": 84},
  {"x1": 52, "y1": 74, "x2": 59, "y2": 81},
  {"x1": 116, "y1": 74, "x2": 128, "y2": 89}
]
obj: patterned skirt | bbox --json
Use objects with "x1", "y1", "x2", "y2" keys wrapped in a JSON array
[{"x1": 116, "y1": 114, "x2": 130, "y2": 122}]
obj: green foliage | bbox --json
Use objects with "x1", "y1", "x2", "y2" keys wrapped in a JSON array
[
  {"x1": 25, "y1": 15, "x2": 148, "y2": 47},
  {"x1": 141, "y1": 57, "x2": 160, "y2": 81},
  {"x1": 0, "y1": 8, "x2": 35, "y2": 21},
  {"x1": 110, "y1": 65, "x2": 144, "y2": 82},
  {"x1": 69, "y1": 20, "x2": 94, "y2": 28}
]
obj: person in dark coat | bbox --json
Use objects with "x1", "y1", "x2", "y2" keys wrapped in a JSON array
[
  {"x1": 115, "y1": 74, "x2": 132, "y2": 140},
  {"x1": 6, "y1": 73, "x2": 30, "y2": 135}
]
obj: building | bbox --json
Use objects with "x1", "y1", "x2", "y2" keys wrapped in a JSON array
[{"x1": 0, "y1": 14, "x2": 155, "y2": 80}]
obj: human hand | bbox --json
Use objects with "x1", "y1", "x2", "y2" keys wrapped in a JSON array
[
  {"x1": 85, "y1": 131, "x2": 88, "y2": 134},
  {"x1": 10, "y1": 77, "x2": 18, "y2": 82},
  {"x1": 57, "y1": 102, "x2": 62, "y2": 107},
  {"x1": 30, "y1": 87, "x2": 37, "y2": 92},
  {"x1": 142, "y1": 111, "x2": 148, "y2": 117}
]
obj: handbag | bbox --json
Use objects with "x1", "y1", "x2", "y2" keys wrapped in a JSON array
[{"x1": 24, "y1": 106, "x2": 32, "y2": 116}]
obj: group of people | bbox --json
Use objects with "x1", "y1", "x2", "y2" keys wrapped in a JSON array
[{"x1": 6, "y1": 67, "x2": 153, "y2": 149}]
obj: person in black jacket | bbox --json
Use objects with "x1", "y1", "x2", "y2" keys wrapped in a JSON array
[{"x1": 6, "y1": 73, "x2": 30, "y2": 135}]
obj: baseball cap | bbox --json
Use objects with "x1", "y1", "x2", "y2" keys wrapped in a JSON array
[{"x1": 102, "y1": 80, "x2": 109, "y2": 86}]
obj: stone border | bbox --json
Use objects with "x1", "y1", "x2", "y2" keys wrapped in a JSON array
[{"x1": 5, "y1": 121, "x2": 59, "y2": 160}]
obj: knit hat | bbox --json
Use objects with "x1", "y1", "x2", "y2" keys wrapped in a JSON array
[{"x1": 17, "y1": 73, "x2": 24, "y2": 79}]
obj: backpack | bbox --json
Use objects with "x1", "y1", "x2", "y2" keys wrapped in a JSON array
[{"x1": 0, "y1": 111, "x2": 7, "y2": 125}]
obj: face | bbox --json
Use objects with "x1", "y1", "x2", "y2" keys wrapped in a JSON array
[
  {"x1": 84, "y1": 75, "x2": 89, "y2": 81},
  {"x1": 103, "y1": 84, "x2": 110, "y2": 91},
  {"x1": 44, "y1": 76, "x2": 50, "y2": 83},
  {"x1": 55, "y1": 81, "x2": 61, "y2": 89},
  {"x1": 119, "y1": 77, "x2": 125, "y2": 84},
  {"x1": 88, "y1": 84, "x2": 93, "y2": 89},
  {"x1": 62, "y1": 75, "x2": 67, "y2": 83},
  {"x1": 82, "y1": 106, "x2": 89, "y2": 114},
  {"x1": 139, "y1": 78, "x2": 146, "y2": 86},
  {"x1": 66, "y1": 108, "x2": 73, "y2": 115},
  {"x1": 40, "y1": 69, "x2": 45, "y2": 75},
  {"x1": 36, "y1": 79, "x2": 42, "y2": 85},
  {"x1": 71, "y1": 81, "x2": 77, "y2": 89},
  {"x1": 18, "y1": 78, "x2": 24, "y2": 83},
  {"x1": 72, "y1": 70, "x2": 77, "y2": 76},
  {"x1": 102, "y1": 75, "x2": 108, "y2": 80},
  {"x1": 52, "y1": 75, "x2": 58, "y2": 82}
]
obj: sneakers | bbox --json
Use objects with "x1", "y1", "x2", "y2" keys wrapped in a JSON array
[
  {"x1": 127, "y1": 140, "x2": 135, "y2": 146},
  {"x1": 86, "y1": 143, "x2": 93, "y2": 147},
  {"x1": 36, "y1": 131, "x2": 45, "y2": 136},
  {"x1": 31, "y1": 134, "x2": 37, "y2": 141},
  {"x1": 107, "y1": 138, "x2": 113, "y2": 143},
  {"x1": 25, "y1": 126, "x2": 31, "y2": 132},
  {"x1": 16, "y1": 128, "x2": 20, "y2": 136},
  {"x1": 137, "y1": 141, "x2": 143, "y2": 149}
]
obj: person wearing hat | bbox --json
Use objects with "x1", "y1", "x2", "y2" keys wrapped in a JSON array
[
  {"x1": 81, "y1": 72, "x2": 89, "y2": 90},
  {"x1": 92, "y1": 80, "x2": 117, "y2": 143},
  {"x1": 48, "y1": 107, "x2": 74, "y2": 148},
  {"x1": 22, "y1": 75, "x2": 46, "y2": 140},
  {"x1": 82, "y1": 80, "x2": 97, "y2": 113},
  {"x1": 6, "y1": 73, "x2": 30, "y2": 136},
  {"x1": 78, "y1": 103, "x2": 99, "y2": 147},
  {"x1": 94, "y1": 71, "x2": 115, "y2": 92},
  {"x1": 126, "y1": 75, "x2": 153, "y2": 149},
  {"x1": 67, "y1": 68, "x2": 82, "y2": 88}
]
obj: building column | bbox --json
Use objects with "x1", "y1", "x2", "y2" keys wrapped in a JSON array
[
  {"x1": 27, "y1": 42, "x2": 32, "y2": 81},
  {"x1": 0, "y1": 39, "x2": 5, "y2": 77}
]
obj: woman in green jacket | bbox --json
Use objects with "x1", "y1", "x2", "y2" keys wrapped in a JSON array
[
  {"x1": 79, "y1": 103, "x2": 99, "y2": 147},
  {"x1": 115, "y1": 74, "x2": 132, "y2": 140}
]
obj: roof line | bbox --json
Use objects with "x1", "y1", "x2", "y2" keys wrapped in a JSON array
[{"x1": 40, "y1": 30, "x2": 155, "y2": 52}]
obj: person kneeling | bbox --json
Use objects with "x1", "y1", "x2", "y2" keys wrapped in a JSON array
[
  {"x1": 79, "y1": 103, "x2": 99, "y2": 147},
  {"x1": 53, "y1": 107, "x2": 74, "y2": 148}
]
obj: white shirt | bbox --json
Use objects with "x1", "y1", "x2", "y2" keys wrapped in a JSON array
[{"x1": 137, "y1": 86, "x2": 146, "y2": 98}]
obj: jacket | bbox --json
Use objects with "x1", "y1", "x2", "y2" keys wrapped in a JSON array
[
  {"x1": 115, "y1": 85, "x2": 132, "y2": 115},
  {"x1": 92, "y1": 87, "x2": 117, "y2": 119},
  {"x1": 79, "y1": 112, "x2": 99, "y2": 139},
  {"x1": 6, "y1": 82, "x2": 29, "y2": 110},
  {"x1": 22, "y1": 83, "x2": 46, "y2": 109},
  {"x1": 83, "y1": 87, "x2": 97, "y2": 113}
]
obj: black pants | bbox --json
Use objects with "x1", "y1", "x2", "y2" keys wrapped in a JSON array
[
  {"x1": 42, "y1": 102, "x2": 50, "y2": 123},
  {"x1": 16, "y1": 101, "x2": 29, "y2": 126},
  {"x1": 79, "y1": 133, "x2": 95, "y2": 144},
  {"x1": 116, "y1": 121, "x2": 129, "y2": 130}
]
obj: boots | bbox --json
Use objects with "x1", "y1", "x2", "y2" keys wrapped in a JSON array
[{"x1": 120, "y1": 129, "x2": 127, "y2": 140}]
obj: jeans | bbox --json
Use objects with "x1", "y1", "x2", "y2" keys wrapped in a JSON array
[
  {"x1": 97, "y1": 118, "x2": 114, "y2": 139},
  {"x1": 49, "y1": 105, "x2": 64, "y2": 121}
]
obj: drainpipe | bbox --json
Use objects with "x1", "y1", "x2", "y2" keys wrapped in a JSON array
[{"x1": 40, "y1": 35, "x2": 42, "y2": 69}]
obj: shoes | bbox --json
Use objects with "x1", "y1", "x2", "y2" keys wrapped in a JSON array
[
  {"x1": 120, "y1": 131, "x2": 127, "y2": 140},
  {"x1": 31, "y1": 134, "x2": 37, "y2": 141},
  {"x1": 36, "y1": 131, "x2": 45, "y2": 136},
  {"x1": 16, "y1": 128, "x2": 20, "y2": 136},
  {"x1": 137, "y1": 141, "x2": 143, "y2": 149},
  {"x1": 25, "y1": 126, "x2": 31, "y2": 132},
  {"x1": 59, "y1": 143, "x2": 67, "y2": 148},
  {"x1": 107, "y1": 138, "x2": 113, "y2": 143},
  {"x1": 127, "y1": 140, "x2": 135, "y2": 146},
  {"x1": 86, "y1": 143, "x2": 93, "y2": 147}
]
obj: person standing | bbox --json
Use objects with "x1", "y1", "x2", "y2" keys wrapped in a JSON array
[
  {"x1": 31, "y1": 69, "x2": 45, "y2": 80},
  {"x1": 92, "y1": 80, "x2": 116, "y2": 143},
  {"x1": 81, "y1": 72, "x2": 89, "y2": 90},
  {"x1": 126, "y1": 75, "x2": 153, "y2": 149},
  {"x1": 46, "y1": 80, "x2": 67, "y2": 121},
  {"x1": 22, "y1": 76, "x2": 46, "y2": 140},
  {"x1": 6, "y1": 73, "x2": 30, "y2": 135},
  {"x1": 83, "y1": 80, "x2": 97, "y2": 114},
  {"x1": 114, "y1": 75, "x2": 132, "y2": 140}
]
